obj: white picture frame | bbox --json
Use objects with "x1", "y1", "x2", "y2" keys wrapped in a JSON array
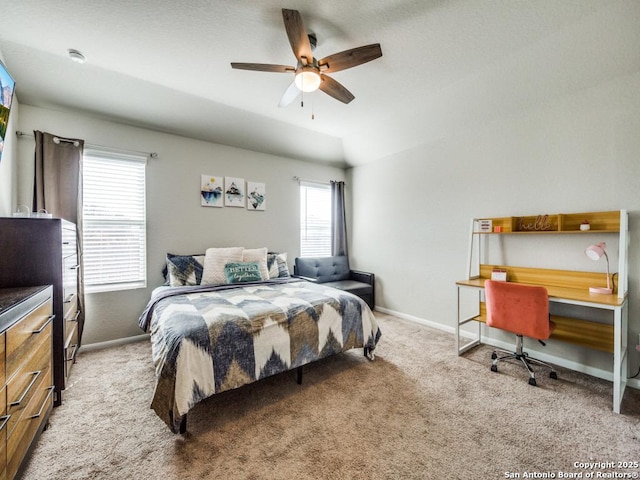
[
  {"x1": 224, "y1": 176, "x2": 245, "y2": 207},
  {"x1": 200, "y1": 175, "x2": 223, "y2": 207},
  {"x1": 246, "y1": 181, "x2": 266, "y2": 211}
]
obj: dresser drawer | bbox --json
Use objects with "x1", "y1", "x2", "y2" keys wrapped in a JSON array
[
  {"x1": 62, "y1": 241, "x2": 76, "y2": 259},
  {"x1": 64, "y1": 298, "x2": 79, "y2": 343},
  {"x1": 6, "y1": 378, "x2": 53, "y2": 480},
  {"x1": 6, "y1": 301, "x2": 53, "y2": 376},
  {"x1": 61, "y1": 225, "x2": 77, "y2": 258},
  {"x1": 64, "y1": 323, "x2": 79, "y2": 379},
  {"x1": 0, "y1": 333, "x2": 5, "y2": 387},
  {"x1": 63, "y1": 254, "x2": 79, "y2": 303},
  {"x1": 0, "y1": 385, "x2": 7, "y2": 480},
  {"x1": 6, "y1": 333, "x2": 52, "y2": 439},
  {"x1": 0, "y1": 385, "x2": 7, "y2": 432},
  {"x1": 63, "y1": 292, "x2": 78, "y2": 324},
  {"x1": 0, "y1": 435, "x2": 6, "y2": 480}
]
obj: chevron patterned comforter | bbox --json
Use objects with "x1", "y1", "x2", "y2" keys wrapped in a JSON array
[{"x1": 138, "y1": 278, "x2": 381, "y2": 432}]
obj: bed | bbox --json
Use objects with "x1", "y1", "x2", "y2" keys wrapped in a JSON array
[{"x1": 138, "y1": 274, "x2": 381, "y2": 433}]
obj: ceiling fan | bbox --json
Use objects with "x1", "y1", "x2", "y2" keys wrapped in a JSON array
[{"x1": 231, "y1": 8, "x2": 382, "y2": 107}]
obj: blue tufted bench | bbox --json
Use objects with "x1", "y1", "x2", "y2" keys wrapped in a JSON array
[{"x1": 294, "y1": 256, "x2": 375, "y2": 309}]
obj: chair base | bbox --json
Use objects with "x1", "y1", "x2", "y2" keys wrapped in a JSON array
[{"x1": 490, "y1": 335, "x2": 558, "y2": 386}]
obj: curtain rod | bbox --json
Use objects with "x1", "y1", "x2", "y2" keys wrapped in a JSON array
[
  {"x1": 15, "y1": 130, "x2": 158, "y2": 158},
  {"x1": 293, "y1": 176, "x2": 345, "y2": 185}
]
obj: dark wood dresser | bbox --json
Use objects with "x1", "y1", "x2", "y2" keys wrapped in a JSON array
[
  {"x1": 0, "y1": 285, "x2": 54, "y2": 480},
  {"x1": 0, "y1": 218, "x2": 82, "y2": 407}
]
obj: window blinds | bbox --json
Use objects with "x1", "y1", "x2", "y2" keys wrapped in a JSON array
[
  {"x1": 300, "y1": 182, "x2": 331, "y2": 257},
  {"x1": 82, "y1": 150, "x2": 147, "y2": 293}
]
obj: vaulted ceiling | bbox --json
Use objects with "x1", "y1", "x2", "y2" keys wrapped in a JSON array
[{"x1": 1, "y1": 1, "x2": 639, "y2": 167}]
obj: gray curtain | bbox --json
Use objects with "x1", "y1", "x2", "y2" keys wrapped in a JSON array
[
  {"x1": 331, "y1": 180, "x2": 348, "y2": 258},
  {"x1": 33, "y1": 131, "x2": 84, "y2": 221},
  {"x1": 33, "y1": 130, "x2": 85, "y2": 337}
]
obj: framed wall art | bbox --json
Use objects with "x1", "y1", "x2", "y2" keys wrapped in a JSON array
[
  {"x1": 0, "y1": 60, "x2": 16, "y2": 164},
  {"x1": 224, "y1": 176, "x2": 245, "y2": 207},
  {"x1": 247, "y1": 181, "x2": 266, "y2": 211},
  {"x1": 200, "y1": 175, "x2": 223, "y2": 207}
]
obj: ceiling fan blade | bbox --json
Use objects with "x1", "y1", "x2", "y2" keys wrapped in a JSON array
[
  {"x1": 278, "y1": 81, "x2": 300, "y2": 107},
  {"x1": 282, "y1": 9, "x2": 313, "y2": 64},
  {"x1": 318, "y1": 44, "x2": 383, "y2": 73},
  {"x1": 319, "y1": 75, "x2": 355, "y2": 104},
  {"x1": 231, "y1": 63, "x2": 295, "y2": 73}
]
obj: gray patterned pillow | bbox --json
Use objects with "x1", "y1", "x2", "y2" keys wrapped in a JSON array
[
  {"x1": 166, "y1": 253, "x2": 205, "y2": 287},
  {"x1": 267, "y1": 252, "x2": 290, "y2": 278}
]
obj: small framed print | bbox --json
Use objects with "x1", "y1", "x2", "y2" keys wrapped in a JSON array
[
  {"x1": 247, "y1": 182, "x2": 266, "y2": 211},
  {"x1": 224, "y1": 177, "x2": 245, "y2": 207},
  {"x1": 201, "y1": 175, "x2": 223, "y2": 207}
]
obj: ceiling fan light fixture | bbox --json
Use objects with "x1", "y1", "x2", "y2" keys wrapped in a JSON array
[
  {"x1": 294, "y1": 70, "x2": 321, "y2": 92},
  {"x1": 230, "y1": 9, "x2": 382, "y2": 105}
]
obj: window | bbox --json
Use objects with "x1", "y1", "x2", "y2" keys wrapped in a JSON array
[
  {"x1": 300, "y1": 181, "x2": 331, "y2": 257},
  {"x1": 82, "y1": 149, "x2": 147, "y2": 293}
]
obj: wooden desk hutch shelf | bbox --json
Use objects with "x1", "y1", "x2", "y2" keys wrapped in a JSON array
[{"x1": 456, "y1": 210, "x2": 629, "y2": 413}]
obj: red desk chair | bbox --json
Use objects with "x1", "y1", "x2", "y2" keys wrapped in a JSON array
[{"x1": 485, "y1": 280, "x2": 558, "y2": 386}]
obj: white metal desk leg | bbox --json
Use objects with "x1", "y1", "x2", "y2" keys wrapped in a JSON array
[
  {"x1": 613, "y1": 306, "x2": 620, "y2": 413},
  {"x1": 456, "y1": 286, "x2": 461, "y2": 354},
  {"x1": 612, "y1": 304, "x2": 627, "y2": 414},
  {"x1": 456, "y1": 286, "x2": 482, "y2": 355}
]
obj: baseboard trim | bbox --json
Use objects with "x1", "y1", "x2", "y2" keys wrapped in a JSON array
[
  {"x1": 80, "y1": 334, "x2": 149, "y2": 353},
  {"x1": 375, "y1": 306, "x2": 455, "y2": 335},
  {"x1": 375, "y1": 306, "x2": 638, "y2": 391}
]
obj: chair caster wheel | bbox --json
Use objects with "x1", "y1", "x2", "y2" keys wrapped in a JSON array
[
  {"x1": 491, "y1": 352, "x2": 497, "y2": 360},
  {"x1": 490, "y1": 365, "x2": 498, "y2": 373},
  {"x1": 528, "y1": 378, "x2": 537, "y2": 386},
  {"x1": 550, "y1": 371, "x2": 558, "y2": 380}
]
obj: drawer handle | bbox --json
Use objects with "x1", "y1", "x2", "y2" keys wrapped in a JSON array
[
  {"x1": 32, "y1": 315, "x2": 55, "y2": 334},
  {"x1": 71, "y1": 310, "x2": 81, "y2": 323},
  {"x1": 66, "y1": 343, "x2": 79, "y2": 362},
  {"x1": 69, "y1": 265, "x2": 80, "y2": 270},
  {"x1": 64, "y1": 293, "x2": 75, "y2": 303},
  {"x1": 0, "y1": 415, "x2": 10, "y2": 432},
  {"x1": 29, "y1": 386, "x2": 55, "y2": 419},
  {"x1": 11, "y1": 371, "x2": 42, "y2": 407}
]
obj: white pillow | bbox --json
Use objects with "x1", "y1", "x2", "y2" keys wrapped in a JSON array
[
  {"x1": 242, "y1": 247, "x2": 269, "y2": 281},
  {"x1": 201, "y1": 247, "x2": 244, "y2": 285}
]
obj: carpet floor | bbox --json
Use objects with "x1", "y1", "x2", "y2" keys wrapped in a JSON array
[{"x1": 21, "y1": 312, "x2": 640, "y2": 480}]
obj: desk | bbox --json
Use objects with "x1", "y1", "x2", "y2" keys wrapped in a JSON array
[{"x1": 456, "y1": 268, "x2": 629, "y2": 414}]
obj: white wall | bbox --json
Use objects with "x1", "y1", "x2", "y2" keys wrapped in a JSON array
[
  {"x1": 348, "y1": 71, "x2": 640, "y2": 378},
  {"x1": 16, "y1": 105, "x2": 345, "y2": 344}
]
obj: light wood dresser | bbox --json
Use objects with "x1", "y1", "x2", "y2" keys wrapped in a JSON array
[{"x1": 0, "y1": 285, "x2": 54, "y2": 480}]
